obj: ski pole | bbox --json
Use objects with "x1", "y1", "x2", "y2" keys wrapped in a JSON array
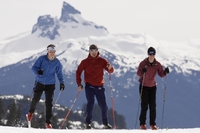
[
  {"x1": 18, "y1": 90, "x2": 34, "y2": 127},
  {"x1": 161, "y1": 75, "x2": 167, "y2": 129},
  {"x1": 135, "y1": 73, "x2": 145, "y2": 129},
  {"x1": 59, "y1": 91, "x2": 80, "y2": 129},
  {"x1": 109, "y1": 73, "x2": 116, "y2": 129},
  {"x1": 52, "y1": 90, "x2": 62, "y2": 112}
]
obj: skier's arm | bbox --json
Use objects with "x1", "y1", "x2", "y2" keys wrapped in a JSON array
[{"x1": 32, "y1": 57, "x2": 43, "y2": 75}]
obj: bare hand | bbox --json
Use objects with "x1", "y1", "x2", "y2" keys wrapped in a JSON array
[
  {"x1": 107, "y1": 64, "x2": 112, "y2": 70},
  {"x1": 78, "y1": 84, "x2": 83, "y2": 91}
]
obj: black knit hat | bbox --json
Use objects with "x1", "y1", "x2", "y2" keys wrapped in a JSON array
[
  {"x1": 89, "y1": 44, "x2": 98, "y2": 50},
  {"x1": 147, "y1": 47, "x2": 156, "y2": 55}
]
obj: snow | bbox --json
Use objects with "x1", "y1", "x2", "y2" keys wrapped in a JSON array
[
  {"x1": 0, "y1": 1, "x2": 200, "y2": 74},
  {"x1": 1, "y1": 126, "x2": 200, "y2": 133}
]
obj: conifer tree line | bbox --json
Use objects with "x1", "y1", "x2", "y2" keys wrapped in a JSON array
[{"x1": 0, "y1": 96, "x2": 126, "y2": 129}]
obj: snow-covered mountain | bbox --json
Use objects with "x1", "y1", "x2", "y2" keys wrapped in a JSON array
[
  {"x1": 0, "y1": 1, "x2": 108, "y2": 68},
  {"x1": 31, "y1": 2, "x2": 108, "y2": 40},
  {"x1": 0, "y1": 1, "x2": 200, "y2": 129}
]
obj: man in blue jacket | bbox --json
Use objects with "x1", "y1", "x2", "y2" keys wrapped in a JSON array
[{"x1": 26, "y1": 44, "x2": 65, "y2": 128}]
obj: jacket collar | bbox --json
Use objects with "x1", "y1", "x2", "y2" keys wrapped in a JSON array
[
  {"x1": 144, "y1": 57, "x2": 157, "y2": 65},
  {"x1": 46, "y1": 54, "x2": 56, "y2": 61},
  {"x1": 87, "y1": 52, "x2": 100, "y2": 59}
]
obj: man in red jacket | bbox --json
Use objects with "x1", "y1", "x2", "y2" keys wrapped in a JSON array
[
  {"x1": 76, "y1": 44, "x2": 114, "y2": 129},
  {"x1": 137, "y1": 47, "x2": 169, "y2": 130}
]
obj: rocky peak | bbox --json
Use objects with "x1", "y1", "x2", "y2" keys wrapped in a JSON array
[
  {"x1": 31, "y1": 1, "x2": 108, "y2": 40},
  {"x1": 60, "y1": 1, "x2": 81, "y2": 23},
  {"x1": 31, "y1": 15, "x2": 60, "y2": 40}
]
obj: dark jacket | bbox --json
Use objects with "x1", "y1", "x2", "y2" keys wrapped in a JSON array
[
  {"x1": 76, "y1": 52, "x2": 114, "y2": 86},
  {"x1": 137, "y1": 58, "x2": 166, "y2": 87}
]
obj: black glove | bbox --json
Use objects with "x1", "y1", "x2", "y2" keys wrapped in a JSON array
[
  {"x1": 60, "y1": 83, "x2": 65, "y2": 91},
  {"x1": 37, "y1": 69, "x2": 44, "y2": 75},
  {"x1": 164, "y1": 67, "x2": 169, "y2": 74},
  {"x1": 142, "y1": 67, "x2": 147, "y2": 74}
]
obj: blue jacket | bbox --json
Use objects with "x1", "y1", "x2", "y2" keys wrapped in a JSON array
[{"x1": 32, "y1": 55, "x2": 64, "y2": 85}]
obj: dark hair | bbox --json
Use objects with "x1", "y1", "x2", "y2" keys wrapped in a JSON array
[
  {"x1": 89, "y1": 44, "x2": 98, "y2": 50},
  {"x1": 47, "y1": 44, "x2": 55, "y2": 49}
]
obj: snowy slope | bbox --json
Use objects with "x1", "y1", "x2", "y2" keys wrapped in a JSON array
[{"x1": 1, "y1": 126, "x2": 200, "y2": 133}]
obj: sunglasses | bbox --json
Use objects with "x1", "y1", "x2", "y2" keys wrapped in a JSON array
[
  {"x1": 90, "y1": 49, "x2": 98, "y2": 52},
  {"x1": 148, "y1": 53, "x2": 155, "y2": 56}
]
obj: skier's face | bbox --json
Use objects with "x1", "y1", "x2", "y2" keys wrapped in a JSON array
[
  {"x1": 48, "y1": 51, "x2": 56, "y2": 59},
  {"x1": 89, "y1": 49, "x2": 98, "y2": 58},
  {"x1": 148, "y1": 53, "x2": 155, "y2": 61}
]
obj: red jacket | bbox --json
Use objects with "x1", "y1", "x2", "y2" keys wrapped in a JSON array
[
  {"x1": 76, "y1": 53, "x2": 114, "y2": 86},
  {"x1": 137, "y1": 58, "x2": 166, "y2": 87}
]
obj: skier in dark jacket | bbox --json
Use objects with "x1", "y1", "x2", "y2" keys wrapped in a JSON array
[
  {"x1": 137, "y1": 47, "x2": 169, "y2": 130},
  {"x1": 76, "y1": 44, "x2": 114, "y2": 129},
  {"x1": 26, "y1": 44, "x2": 65, "y2": 128}
]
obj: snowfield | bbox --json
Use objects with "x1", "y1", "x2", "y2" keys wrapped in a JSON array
[{"x1": 1, "y1": 126, "x2": 200, "y2": 133}]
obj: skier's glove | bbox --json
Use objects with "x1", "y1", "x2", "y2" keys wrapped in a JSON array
[
  {"x1": 60, "y1": 83, "x2": 65, "y2": 91},
  {"x1": 142, "y1": 67, "x2": 147, "y2": 74},
  {"x1": 78, "y1": 84, "x2": 83, "y2": 91},
  {"x1": 164, "y1": 67, "x2": 169, "y2": 75},
  {"x1": 37, "y1": 69, "x2": 44, "y2": 75}
]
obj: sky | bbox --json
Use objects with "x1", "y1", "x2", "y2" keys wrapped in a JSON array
[
  {"x1": 1, "y1": 126, "x2": 200, "y2": 133},
  {"x1": 0, "y1": 0, "x2": 200, "y2": 42}
]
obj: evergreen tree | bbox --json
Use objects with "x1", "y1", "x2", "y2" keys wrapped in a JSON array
[
  {"x1": 81, "y1": 103, "x2": 127, "y2": 129},
  {"x1": 33, "y1": 112, "x2": 45, "y2": 128},
  {"x1": 51, "y1": 114, "x2": 58, "y2": 128},
  {"x1": 0, "y1": 98, "x2": 5, "y2": 125},
  {"x1": 108, "y1": 108, "x2": 126, "y2": 129},
  {"x1": 6, "y1": 102, "x2": 21, "y2": 126}
]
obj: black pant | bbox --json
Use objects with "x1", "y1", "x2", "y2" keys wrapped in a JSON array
[
  {"x1": 29, "y1": 82, "x2": 55, "y2": 124},
  {"x1": 139, "y1": 84, "x2": 157, "y2": 126},
  {"x1": 84, "y1": 83, "x2": 108, "y2": 125}
]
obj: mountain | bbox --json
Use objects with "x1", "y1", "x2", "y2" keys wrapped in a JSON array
[
  {"x1": 0, "y1": 1, "x2": 200, "y2": 129},
  {"x1": 31, "y1": 1, "x2": 108, "y2": 40},
  {"x1": 0, "y1": 1, "x2": 108, "y2": 68}
]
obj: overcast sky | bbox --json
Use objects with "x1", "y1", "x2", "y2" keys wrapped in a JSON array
[{"x1": 0, "y1": 0, "x2": 200, "y2": 42}]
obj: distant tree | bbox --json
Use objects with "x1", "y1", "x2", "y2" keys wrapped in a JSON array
[
  {"x1": 81, "y1": 103, "x2": 127, "y2": 129},
  {"x1": 108, "y1": 108, "x2": 126, "y2": 129},
  {"x1": 51, "y1": 114, "x2": 58, "y2": 128},
  {"x1": 32, "y1": 111, "x2": 45, "y2": 128},
  {"x1": 59, "y1": 109, "x2": 74, "y2": 129},
  {"x1": 6, "y1": 102, "x2": 21, "y2": 126},
  {"x1": 0, "y1": 98, "x2": 5, "y2": 125}
]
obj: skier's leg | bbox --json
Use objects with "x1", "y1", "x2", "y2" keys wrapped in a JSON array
[
  {"x1": 44, "y1": 85, "x2": 55, "y2": 124},
  {"x1": 29, "y1": 82, "x2": 44, "y2": 113},
  {"x1": 95, "y1": 86, "x2": 108, "y2": 125},
  {"x1": 139, "y1": 85, "x2": 149, "y2": 126},
  {"x1": 85, "y1": 84, "x2": 95, "y2": 124},
  {"x1": 149, "y1": 86, "x2": 157, "y2": 126}
]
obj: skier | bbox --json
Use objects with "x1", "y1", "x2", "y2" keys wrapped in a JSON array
[
  {"x1": 137, "y1": 47, "x2": 169, "y2": 130},
  {"x1": 76, "y1": 44, "x2": 114, "y2": 129},
  {"x1": 26, "y1": 44, "x2": 65, "y2": 128}
]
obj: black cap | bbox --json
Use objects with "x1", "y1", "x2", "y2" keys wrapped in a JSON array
[
  {"x1": 89, "y1": 44, "x2": 98, "y2": 50},
  {"x1": 147, "y1": 47, "x2": 156, "y2": 55}
]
